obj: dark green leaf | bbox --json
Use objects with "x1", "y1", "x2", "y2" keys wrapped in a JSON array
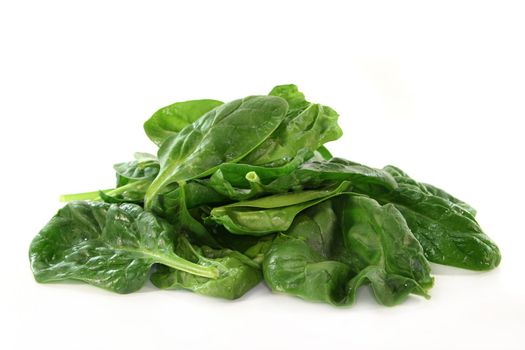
[
  {"x1": 151, "y1": 180, "x2": 227, "y2": 221},
  {"x1": 373, "y1": 165, "x2": 500, "y2": 271},
  {"x1": 29, "y1": 201, "x2": 219, "y2": 293},
  {"x1": 144, "y1": 95, "x2": 289, "y2": 209},
  {"x1": 263, "y1": 196, "x2": 433, "y2": 306},
  {"x1": 241, "y1": 85, "x2": 342, "y2": 166},
  {"x1": 151, "y1": 237, "x2": 261, "y2": 300},
  {"x1": 206, "y1": 157, "x2": 397, "y2": 201}
]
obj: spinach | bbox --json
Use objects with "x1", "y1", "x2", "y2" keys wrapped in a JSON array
[
  {"x1": 151, "y1": 180, "x2": 227, "y2": 221},
  {"x1": 209, "y1": 182, "x2": 350, "y2": 235},
  {"x1": 144, "y1": 99, "x2": 223, "y2": 146},
  {"x1": 151, "y1": 237, "x2": 261, "y2": 300},
  {"x1": 29, "y1": 201, "x2": 219, "y2": 294},
  {"x1": 207, "y1": 157, "x2": 397, "y2": 201},
  {"x1": 241, "y1": 85, "x2": 342, "y2": 166},
  {"x1": 29, "y1": 84, "x2": 501, "y2": 306},
  {"x1": 144, "y1": 95, "x2": 289, "y2": 209},
  {"x1": 263, "y1": 197, "x2": 433, "y2": 306},
  {"x1": 172, "y1": 181, "x2": 221, "y2": 248},
  {"x1": 369, "y1": 166, "x2": 501, "y2": 271}
]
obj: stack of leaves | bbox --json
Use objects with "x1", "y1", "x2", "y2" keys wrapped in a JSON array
[{"x1": 29, "y1": 85, "x2": 501, "y2": 306}]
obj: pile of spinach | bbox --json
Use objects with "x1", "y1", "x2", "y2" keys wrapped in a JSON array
[{"x1": 29, "y1": 84, "x2": 501, "y2": 306}]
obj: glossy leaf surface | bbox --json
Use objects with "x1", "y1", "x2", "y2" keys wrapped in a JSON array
[
  {"x1": 29, "y1": 201, "x2": 219, "y2": 293},
  {"x1": 210, "y1": 182, "x2": 349, "y2": 235},
  {"x1": 263, "y1": 197, "x2": 433, "y2": 306},
  {"x1": 374, "y1": 165, "x2": 500, "y2": 270},
  {"x1": 144, "y1": 95, "x2": 288, "y2": 209},
  {"x1": 241, "y1": 84, "x2": 342, "y2": 166},
  {"x1": 151, "y1": 238, "x2": 261, "y2": 300},
  {"x1": 144, "y1": 99, "x2": 223, "y2": 146}
]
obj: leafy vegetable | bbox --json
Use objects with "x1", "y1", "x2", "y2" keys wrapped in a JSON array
[
  {"x1": 29, "y1": 83, "x2": 501, "y2": 307},
  {"x1": 29, "y1": 201, "x2": 219, "y2": 293},
  {"x1": 210, "y1": 182, "x2": 350, "y2": 235},
  {"x1": 264, "y1": 197, "x2": 433, "y2": 306},
  {"x1": 172, "y1": 181, "x2": 220, "y2": 248},
  {"x1": 151, "y1": 236, "x2": 261, "y2": 300},
  {"x1": 144, "y1": 99, "x2": 223, "y2": 146},
  {"x1": 151, "y1": 180, "x2": 227, "y2": 221},
  {"x1": 207, "y1": 157, "x2": 397, "y2": 201},
  {"x1": 241, "y1": 84, "x2": 342, "y2": 166},
  {"x1": 144, "y1": 96, "x2": 289, "y2": 209},
  {"x1": 370, "y1": 166, "x2": 501, "y2": 271}
]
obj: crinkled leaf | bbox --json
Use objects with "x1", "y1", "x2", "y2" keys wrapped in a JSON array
[
  {"x1": 29, "y1": 201, "x2": 219, "y2": 293},
  {"x1": 374, "y1": 165, "x2": 500, "y2": 271},
  {"x1": 241, "y1": 85, "x2": 342, "y2": 166},
  {"x1": 263, "y1": 197, "x2": 433, "y2": 306},
  {"x1": 151, "y1": 238, "x2": 261, "y2": 300}
]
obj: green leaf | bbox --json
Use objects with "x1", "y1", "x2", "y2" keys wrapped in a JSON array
[
  {"x1": 144, "y1": 99, "x2": 223, "y2": 146},
  {"x1": 151, "y1": 180, "x2": 227, "y2": 222},
  {"x1": 421, "y1": 182, "x2": 477, "y2": 217},
  {"x1": 210, "y1": 148, "x2": 312, "y2": 189},
  {"x1": 210, "y1": 182, "x2": 350, "y2": 236},
  {"x1": 29, "y1": 201, "x2": 219, "y2": 294},
  {"x1": 241, "y1": 85, "x2": 342, "y2": 166},
  {"x1": 374, "y1": 165, "x2": 500, "y2": 271},
  {"x1": 335, "y1": 196, "x2": 434, "y2": 292},
  {"x1": 144, "y1": 95, "x2": 289, "y2": 210},
  {"x1": 113, "y1": 153, "x2": 159, "y2": 187},
  {"x1": 151, "y1": 239, "x2": 261, "y2": 300},
  {"x1": 263, "y1": 196, "x2": 433, "y2": 306},
  {"x1": 268, "y1": 84, "x2": 310, "y2": 111},
  {"x1": 206, "y1": 157, "x2": 397, "y2": 201},
  {"x1": 175, "y1": 181, "x2": 220, "y2": 248}
]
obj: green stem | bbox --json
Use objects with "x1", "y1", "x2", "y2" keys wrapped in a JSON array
[
  {"x1": 126, "y1": 247, "x2": 219, "y2": 279},
  {"x1": 60, "y1": 189, "x2": 111, "y2": 202},
  {"x1": 157, "y1": 254, "x2": 220, "y2": 279},
  {"x1": 144, "y1": 165, "x2": 176, "y2": 211},
  {"x1": 60, "y1": 181, "x2": 148, "y2": 203}
]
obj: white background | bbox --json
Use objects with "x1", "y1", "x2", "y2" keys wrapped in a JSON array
[{"x1": 1, "y1": 1, "x2": 524, "y2": 349}]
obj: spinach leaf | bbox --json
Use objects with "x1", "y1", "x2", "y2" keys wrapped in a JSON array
[
  {"x1": 241, "y1": 85, "x2": 342, "y2": 166},
  {"x1": 372, "y1": 165, "x2": 500, "y2": 271},
  {"x1": 263, "y1": 197, "x2": 433, "y2": 306},
  {"x1": 206, "y1": 157, "x2": 396, "y2": 201},
  {"x1": 113, "y1": 152, "x2": 159, "y2": 187},
  {"x1": 210, "y1": 182, "x2": 349, "y2": 235},
  {"x1": 144, "y1": 95, "x2": 289, "y2": 210},
  {"x1": 29, "y1": 201, "x2": 219, "y2": 294},
  {"x1": 151, "y1": 237, "x2": 261, "y2": 300},
  {"x1": 421, "y1": 182, "x2": 477, "y2": 217},
  {"x1": 210, "y1": 149, "x2": 313, "y2": 189},
  {"x1": 144, "y1": 99, "x2": 223, "y2": 146},
  {"x1": 267, "y1": 157, "x2": 397, "y2": 193},
  {"x1": 151, "y1": 180, "x2": 227, "y2": 221},
  {"x1": 268, "y1": 84, "x2": 310, "y2": 111},
  {"x1": 174, "y1": 181, "x2": 221, "y2": 248}
]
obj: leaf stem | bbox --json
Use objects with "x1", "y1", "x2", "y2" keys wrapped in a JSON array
[
  {"x1": 153, "y1": 253, "x2": 220, "y2": 279},
  {"x1": 60, "y1": 181, "x2": 148, "y2": 203},
  {"x1": 59, "y1": 189, "x2": 111, "y2": 202}
]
